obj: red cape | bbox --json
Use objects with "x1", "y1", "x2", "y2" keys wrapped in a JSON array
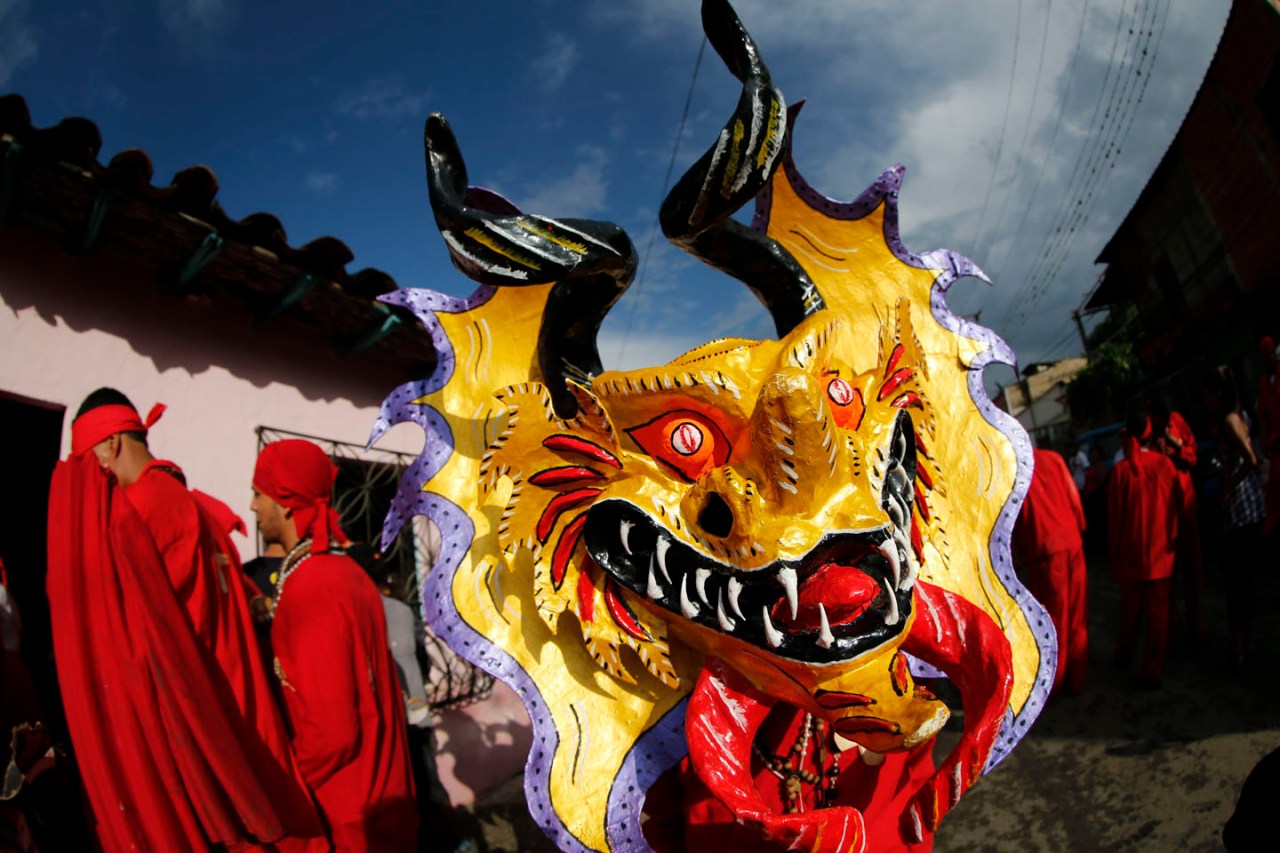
[
  {"x1": 47, "y1": 454, "x2": 324, "y2": 851},
  {"x1": 1013, "y1": 449, "x2": 1085, "y2": 561}
]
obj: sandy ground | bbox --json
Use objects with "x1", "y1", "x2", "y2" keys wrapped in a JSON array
[{"x1": 464, "y1": 544, "x2": 1280, "y2": 852}]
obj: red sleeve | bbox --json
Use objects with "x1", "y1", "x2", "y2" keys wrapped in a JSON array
[{"x1": 276, "y1": 588, "x2": 363, "y2": 787}]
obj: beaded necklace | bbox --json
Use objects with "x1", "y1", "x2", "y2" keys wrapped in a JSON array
[
  {"x1": 753, "y1": 713, "x2": 843, "y2": 813},
  {"x1": 273, "y1": 538, "x2": 314, "y2": 609}
]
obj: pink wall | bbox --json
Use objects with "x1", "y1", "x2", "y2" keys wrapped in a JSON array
[{"x1": 0, "y1": 232, "x2": 531, "y2": 804}]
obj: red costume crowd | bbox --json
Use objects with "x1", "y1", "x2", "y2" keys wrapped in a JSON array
[{"x1": 42, "y1": 390, "x2": 418, "y2": 851}]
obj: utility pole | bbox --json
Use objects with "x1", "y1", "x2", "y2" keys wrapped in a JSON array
[{"x1": 1072, "y1": 310, "x2": 1089, "y2": 355}]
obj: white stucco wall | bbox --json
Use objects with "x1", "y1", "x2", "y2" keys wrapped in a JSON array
[{"x1": 0, "y1": 234, "x2": 530, "y2": 805}]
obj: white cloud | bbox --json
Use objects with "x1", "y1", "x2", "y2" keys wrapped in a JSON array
[
  {"x1": 530, "y1": 33, "x2": 580, "y2": 94},
  {"x1": 335, "y1": 77, "x2": 428, "y2": 121},
  {"x1": 516, "y1": 144, "x2": 609, "y2": 215},
  {"x1": 152, "y1": 0, "x2": 233, "y2": 46},
  {"x1": 305, "y1": 172, "x2": 338, "y2": 195},
  {"x1": 594, "y1": 0, "x2": 1233, "y2": 364},
  {"x1": 0, "y1": 0, "x2": 39, "y2": 88}
]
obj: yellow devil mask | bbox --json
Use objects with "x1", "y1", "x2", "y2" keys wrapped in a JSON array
[{"x1": 371, "y1": 2, "x2": 1053, "y2": 850}]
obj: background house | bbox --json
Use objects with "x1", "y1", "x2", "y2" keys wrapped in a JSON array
[
  {"x1": 0, "y1": 94, "x2": 526, "y2": 806},
  {"x1": 1082, "y1": 0, "x2": 1280, "y2": 416}
]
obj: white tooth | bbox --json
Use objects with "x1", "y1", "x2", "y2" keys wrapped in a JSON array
[
  {"x1": 619, "y1": 520, "x2": 634, "y2": 555},
  {"x1": 727, "y1": 578, "x2": 745, "y2": 620},
  {"x1": 716, "y1": 591, "x2": 736, "y2": 632},
  {"x1": 901, "y1": 550, "x2": 917, "y2": 591},
  {"x1": 886, "y1": 499, "x2": 904, "y2": 528},
  {"x1": 778, "y1": 567, "x2": 799, "y2": 620},
  {"x1": 761, "y1": 606, "x2": 784, "y2": 648},
  {"x1": 695, "y1": 568, "x2": 711, "y2": 605},
  {"x1": 817, "y1": 603, "x2": 835, "y2": 649},
  {"x1": 680, "y1": 574, "x2": 700, "y2": 619},
  {"x1": 647, "y1": 554, "x2": 663, "y2": 599},
  {"x1": 881, "y1": 578, "x2": 900, "y2": 625},
  {"x1": 894, "y1": 430, "x2": 907, "y2": 462},
  {"x1": 881, "y1": 541, "x2": 901, "y2": 588},
  {"x1": 656, "y1": 537, "x2": 672, "y2": 583}
]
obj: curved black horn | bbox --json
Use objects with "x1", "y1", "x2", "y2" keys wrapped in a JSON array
[
  {"x1": 424, "y1": 114, "x2": 637, "y2": 419},
  {"x1": 660, "y1": 0, "x2": 824, "y2": 336}
]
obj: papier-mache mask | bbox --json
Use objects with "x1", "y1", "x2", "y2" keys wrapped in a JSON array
[{"x1": 370, "y1": 1, "x2": 1054, "y2": 850}]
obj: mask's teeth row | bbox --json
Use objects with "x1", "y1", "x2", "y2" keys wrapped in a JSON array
[{"x1": 880, "y1": 540, "x2": 901, "y2": 588}]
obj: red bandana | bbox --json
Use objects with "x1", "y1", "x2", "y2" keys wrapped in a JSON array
[
  {"x1": 71, "y1": 403, "x2": 166, "y2": 457},
  {"x1": 253, "y1": 439, "x2": 347, "y2": 552}
]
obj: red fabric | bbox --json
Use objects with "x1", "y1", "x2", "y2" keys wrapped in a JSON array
[
  {"x1": 70, "y1": 402, "x2": 165, "y2": 456},
  {"x1": 1022, "y1": 549, "x2": 1088, "y2": 693},
  {"x1": 46, "y1": 454, "x2": 325, "y2": 851},
  {"x1": 271, "y1": 553, "x2": 418, "y2": 851},
  {"x1": 661, "y1": 581, "x2": 1011, "y2": 851},
  {"x1": 1013, "y1": 449, "x2": 1085, "y2": 561},
  {"x1": 253, "y1": 440, "x2": 347, "y2": 552},
  {"x1": 1116, "y1": 579, "x2": 1171, "y2": 682},
  {"x1": 1108, "y1": 448, "x2": 1183, "y2": 582},
  {"x1": 192, "y1": 489, "x2": 248, "y2": 537}
]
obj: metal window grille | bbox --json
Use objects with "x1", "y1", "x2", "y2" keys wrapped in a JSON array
[{"x1": 256, "y1": 425, "x2": 494, "y2": 710}]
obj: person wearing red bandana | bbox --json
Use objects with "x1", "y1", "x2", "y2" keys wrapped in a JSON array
[
  {"x1": 1013, "y1": 447, "x2": 1089, "y2": 694},
  {"x1": 251, "y1": 439, "x2": 417, "y2": 851},
  {"x1": 1108, "y1": 407, "x2": 1186, "y2": 688},
  {"x1": 46, "y1": 388, "x2": 325, "y2": 851}
]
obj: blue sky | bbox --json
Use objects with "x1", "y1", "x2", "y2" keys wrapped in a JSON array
[{"x1": 3, "y1": 0, "x2": 1233, "y2": 391}]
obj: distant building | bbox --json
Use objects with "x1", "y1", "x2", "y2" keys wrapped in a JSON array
[
  {"x1": 1084, "y1": 0, "x2": 1280, "y2": 411},
  {"x1": 0, "y1": 94, "x2": 525, "y2": 806},
  {"x1": 997, "y1": 357, "x2": 1089, "y2": 448}
]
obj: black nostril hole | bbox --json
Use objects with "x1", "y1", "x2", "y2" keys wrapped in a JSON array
[{"x1": 698, "y1": 492, "x2": 734, "y2": 538}]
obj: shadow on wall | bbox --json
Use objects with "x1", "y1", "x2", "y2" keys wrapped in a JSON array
[
  {"x1": 433, "y1": 688, "x2": 534, "y2": 804},
  {"x1": 1, "y1": 230, "x2": 410, "y2": 410}
]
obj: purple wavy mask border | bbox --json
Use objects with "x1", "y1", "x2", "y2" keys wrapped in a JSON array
[
  {"x1": 370, "y1": 286, "x2": 685, "y2": 852},
  {"x1": 751, "y1": 126, "x2": 1055, "y2": 771}
]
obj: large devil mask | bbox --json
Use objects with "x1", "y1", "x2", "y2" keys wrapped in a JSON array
[{"x1": 372, "y1": 2, "x2": 1054, "y2": 850}]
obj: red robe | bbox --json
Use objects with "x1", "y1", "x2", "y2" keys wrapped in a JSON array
[
  {"x1": 1108, "y1": 448, "x2": 1183, "y2": 582},
  {"x1": 47, "y1": 455, "x2": 324, "y2": 851},
  {"x1": 1013, "y1": 449, "x2": 1088, "y2": 693},
  {"x1": 1108, "y1": 447, "x2": 1184, "y2": 681},
  {"x1": 271, "y1": 552, "x2": 418, "y2": 851}
]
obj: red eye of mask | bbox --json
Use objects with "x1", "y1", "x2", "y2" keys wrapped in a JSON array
[{"x1": 627, "y1": 410, "x2": 732, "y2": 482}]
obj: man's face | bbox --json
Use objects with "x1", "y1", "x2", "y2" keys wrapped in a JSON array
[
  {"x1": 90, "y1": 434, "x2": 120, "y2": 480},
  {"x1": 250, "y1": 488, "x2": 290, "y2": 546}
]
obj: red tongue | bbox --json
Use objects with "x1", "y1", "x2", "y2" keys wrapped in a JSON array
[{"x1": 773, "y1": 562, "x2": 881, "y2": 631}]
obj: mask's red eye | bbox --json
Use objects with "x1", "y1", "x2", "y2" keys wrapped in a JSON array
[
  {"x1": 827, "y1": 377, "x2": 865, "y2": 430},
  {"x1": 627, "y1": 410, "x2": 731, "y2": 482}
]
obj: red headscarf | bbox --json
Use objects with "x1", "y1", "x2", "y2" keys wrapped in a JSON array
[
  {"x1": 253, "y1": 439, "x2": 347, "y2": 552},
  {"x1": 71, "y1": 402, "x2": 166, "y2": 457},
  {"x1": 1122, "y1": 418, "x2": 1152, "y2": 461}
]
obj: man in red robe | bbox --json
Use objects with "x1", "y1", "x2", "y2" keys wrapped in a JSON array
[
  {"x1": 1151, "y1": 398, "x2": 1202, "y2": 640},
  {"x1": 46, "y1": 388, "x2": 324, "y2": 851},
  {"x1": 1108, "y1": 411, "x2": 1185, "y2": 688},
  {"x1": 251, "y1": 439, "x2": 418, "y2": 851},
  {"x1": 1013, "y1": 447, "x2": 1088, "y2": 694}
]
